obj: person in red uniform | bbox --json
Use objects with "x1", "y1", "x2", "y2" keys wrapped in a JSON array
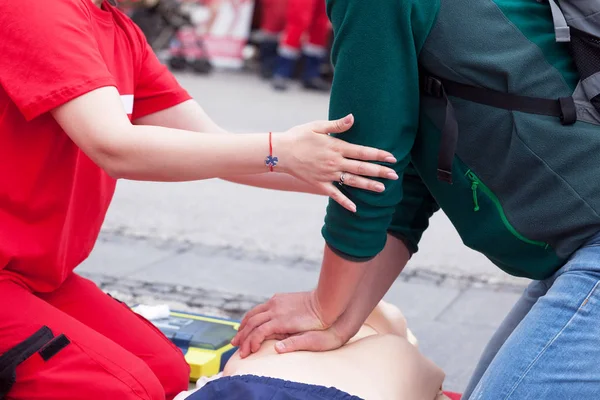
[
  {"x1": 268, "y1": 0, "x2": 332, "y2": 91},
  {"x1": 257, "y1": 0, "x2": 288, "y2": 78},
  {"x1": 0, "y1": 1, "x2": 399, "y2": 399}
]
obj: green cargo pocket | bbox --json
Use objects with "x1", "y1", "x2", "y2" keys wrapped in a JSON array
[
  {"x1": 464, "y1": 169, "x2": 548, "y2": 249},
  {"x1": 436, "y1": 160, "x2": 562, "y2": 280}
]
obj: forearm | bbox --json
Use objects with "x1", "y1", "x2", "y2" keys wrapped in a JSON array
[
  {"x1": 136, "y1": 100, "x2": 325, "y2": 194},
  {"x1": 221, "y1": 174, "x2": 323, "y2": 195},
  {"x1": 53, "y1": 90, "x2": 289, "y2": 181},
  {"x1": 335, "y1": 235, "x2": 411, "y2": 336},
  {"x1": 102, "y1": 125, "x2": 285, "y2": 181},
  {"x1": 314, "y1": 244, "x2": 370, "y2": 325}
]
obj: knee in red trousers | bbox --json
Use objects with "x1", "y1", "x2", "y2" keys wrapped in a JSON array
[
  {"x1": 143, "y1": 341, "x2": 190, "y2": 399},
  {"x1": 0, "y1": 277, "x2": 190, "y2": 400},
  {"x1": 260, "y1": 0, "x2": 288, "y2": 34},
  {"x1": 281, "y1": 0, "x2": 316, "y2": 50},
  {"x1": 0, "y1": 322, "x2": 167, "y2": 400},
  {"x1": 306, "y1": 0, "x2": 331, "y2": 48}
]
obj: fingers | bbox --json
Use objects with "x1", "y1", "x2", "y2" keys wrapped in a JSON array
[
  {"x1": 274, "y1": 330, "x2": 343, "y2": 354},
  {"x1": 239, "y1": 320, "x2": 289, "y2": 358},
  {"x1": 238, "y1": 333, "x2": 286, "y2": 358},
  {"x1": 239, "y1": 303, "x2": 268, "y2": 333},
  {"x1": 321, "y1": 183, "x2": 356, "y2": 213},
  {"x1": 341, "y1": 159, "x2": 398, "y2": 180},
  {"x1": 275, "y1": 332, "x2": 317, "y2": 353},
  {"x1": 240, "y1": 327, "x2": 292, "y2": 357},
  {"x1": 233, "y1": 311, "x2": 271, "y2": 352},
  {"x1": 232, "y1": 303, "x2": 269, "y2": 346},
  {"x1": 339, "y1": 141, "x2": 397, "y2": 164},
  {"x1": 265, "y1": 333, "x2": 289, "y2": 341},
  {"x1": 311, "y1": 114, "x2": 354, "y2": 135},
  {"x1": 246, "y1": 322, "x2": 278, "y2": 355},
  {"x1": 338, "y1": 172, "x2": 385, "y2": 193}
]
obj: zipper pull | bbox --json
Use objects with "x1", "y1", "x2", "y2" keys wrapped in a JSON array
[
  {"x1": 471, "y1": 181, "x2": 480, "y2": 212},
  {"x1": 465, "y1": 170, "x2": 480, "y2": 212}
]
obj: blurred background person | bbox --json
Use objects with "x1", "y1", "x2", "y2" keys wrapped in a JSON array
[
  {"x1": 266, "y1": 0, "x2": 332, "y2": 91},
  {"x1": 255, "y1": 0, "x2": 287, "y2": 79}
]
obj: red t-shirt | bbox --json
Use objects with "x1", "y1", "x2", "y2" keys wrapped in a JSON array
[{"x1": 0, "y1": 0, "x2": 191, "y2": 292}]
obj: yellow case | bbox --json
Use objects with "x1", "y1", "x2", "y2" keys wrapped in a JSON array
[{"x1": 153, "y1": 311, "x2": 240, "y2": 382}]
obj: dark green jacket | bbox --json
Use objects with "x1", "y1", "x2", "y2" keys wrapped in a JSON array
[{"x1": 322, "y1": 0, "x2": 600, "y2": 280}]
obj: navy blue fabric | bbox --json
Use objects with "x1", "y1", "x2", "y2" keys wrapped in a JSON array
[{"x1": 188, "y1": 375, "x2": 364, "y2": 400}]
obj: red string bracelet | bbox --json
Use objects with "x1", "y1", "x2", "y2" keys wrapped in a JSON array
[{"x1": 264, "y1": 132, "x2": 279, "y2": 172}]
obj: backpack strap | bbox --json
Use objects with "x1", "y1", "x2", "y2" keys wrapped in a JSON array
[
  {"x1": 420, "y1": 70, "x2": 577, "y2": 183},
  {"x1": 422, "y1": 75, "x2": 458, "y2": 183},
  {"x1": 547, "y1": 0, "x2": 571, "y2": 42}
]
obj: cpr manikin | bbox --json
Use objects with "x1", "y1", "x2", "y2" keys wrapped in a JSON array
[{"x1": 177, "y1": 302, "x2": 449, "y2": 400}]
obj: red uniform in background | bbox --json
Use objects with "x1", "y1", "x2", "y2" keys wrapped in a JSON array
[
  {"x1": 0, "y1": 1, "x2": 191, "y2": 398},
  {"x1": 258, "y1": 0, "x2": 331, "y2": 90},
  {"x1": 279, "y1": 0, "x2": 330, "y2": 57},
  {"x1": 259, "y1": 0, "x2": 287, "y2": 37},
  {"x1": 260, "y1": 0, "x2": 329, "y2": 52}
]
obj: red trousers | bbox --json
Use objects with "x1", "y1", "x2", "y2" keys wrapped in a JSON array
[
  {"x1": 0, "y1": 274, "x2": 189, "y2": 400},
  {"x1": 261, "y1": 0, "x2": 331, "y2": 51},
  {"x1": 260, "y1": 0, "x2": 288, "y2": 35}
]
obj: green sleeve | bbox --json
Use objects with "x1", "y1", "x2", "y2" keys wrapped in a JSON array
[
  {"x1": 322, "y1": 0, "x2": 439, "y2": 259},
  {"x1": 388, "y1": 164, "x2": 440, "y2": 255}
]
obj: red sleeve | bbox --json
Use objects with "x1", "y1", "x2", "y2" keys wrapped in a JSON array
[
  {"x1": 130, "y1": 25, "x2": 192, "y2": 121},
  {"x1": 0, "y1": 0, "x2": 117, "y2": 121}
]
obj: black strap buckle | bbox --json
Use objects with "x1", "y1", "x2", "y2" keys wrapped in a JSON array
[
  {"x1": 559, "y1": 96, "x2": 577, "y2": 125},
  {"x1": 423, "y1": 76, "x2": 444, "y2": 98},
  {"x1": 0, "y1": 326, "x2": 67, "y2": 399}
]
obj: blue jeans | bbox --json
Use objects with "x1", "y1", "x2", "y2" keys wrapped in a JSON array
[{"x1": 463, "y1": 233, "x2": 600, "y2": 399}]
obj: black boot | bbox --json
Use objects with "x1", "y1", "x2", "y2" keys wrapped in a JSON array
[
  {"x1": 303, "y1": 76, "x2": 332, "y2": 91},
  {"x1": 258, "y1": 39, "x2": 279, "y2": 79},
  {"x1": 272, "y1": 54, "x2": 297, "y2": 91},
  {"x1": 301, "y1": 54, "x2": 331, "y2": 92}
]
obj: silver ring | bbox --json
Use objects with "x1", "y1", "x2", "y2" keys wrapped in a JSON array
[{"x1": 339, "y1": 172, "x2": 346, "y2": 186}]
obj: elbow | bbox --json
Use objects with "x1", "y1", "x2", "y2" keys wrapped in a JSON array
[
  {"x1": 97, "y1": 148, "x2": 131, "y2": 179},
  {"x1": 103, "y1": 160, "x2": 124, "y2": 179},
  {"x1": 85, "y1": 140, "x2": 129, "y2": 180},
  {"x1": 85, "y1": 124, "x2": 137, "y2": 179}
]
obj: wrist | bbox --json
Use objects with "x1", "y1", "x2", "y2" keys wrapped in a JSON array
[
  {"x1": 270, "y1": 131, "x2": 293, "y2": 174},
  {"x1": 310, "y1": 290, "x2": 338, "y2": 329},
  {"x1": 311, "y1": 289, "x2": 340, "y2": 328},
  {"x1": 333, "y1": 312, "x2": 362, "y2": 342},
  {"x1": 314, "y1": 246, "x2": 368, "y2": 326}
]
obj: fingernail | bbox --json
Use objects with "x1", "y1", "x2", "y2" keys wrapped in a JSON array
[
  {"x1": 376, "y1": 184, "x2": 385, "y2": 192},
  {"x1": 349, "y1": 204, "x2": 357, "y2": 212},
  {"x1": 384, "y1": 156, "x2": 397, "y2": 163},
  {"x1": 387, "y1": 172, "x2": 399, "y2": 180},
  {"x1": 343, "y1": 114, "x2": 354, "y2": 125},
  {"x1": 275, "y1": 342, "x2": 286, "y2": 352}
]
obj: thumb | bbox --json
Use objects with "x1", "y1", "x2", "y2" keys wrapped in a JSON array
[
  {"x1": 314, "y1": 114, "x2": 354, "y2": 135},
  {"x1": 274, "y1": 331, "x2": 341, "y2": 354}
]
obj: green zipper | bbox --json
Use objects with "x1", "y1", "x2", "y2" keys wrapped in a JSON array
[{"x1": 465, "y1": 170, "x2": 548, "y2": 248}]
